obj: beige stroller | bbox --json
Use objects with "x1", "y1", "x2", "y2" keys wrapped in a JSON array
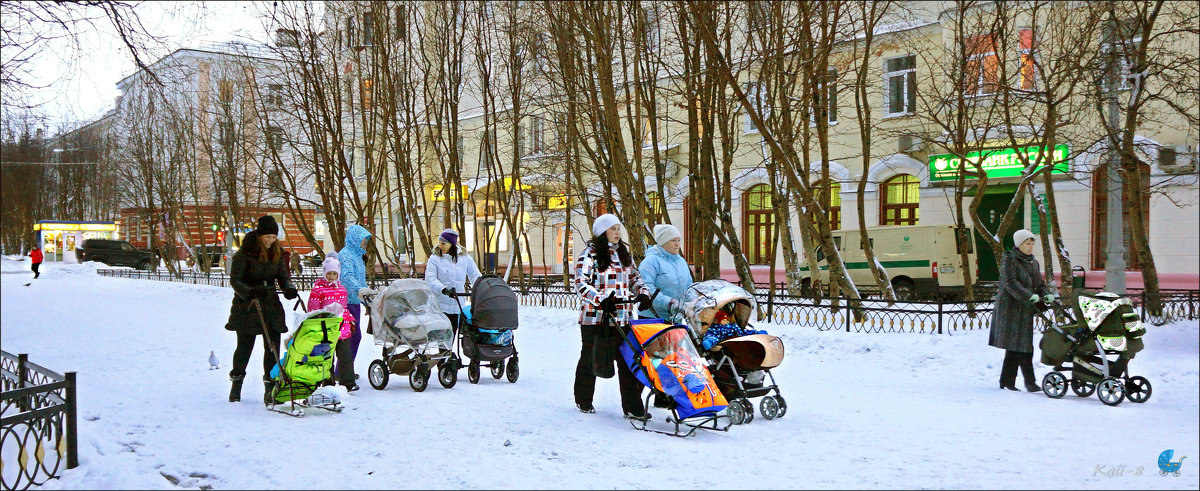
[{"x1": 679, "y1": 279, "x2": 786, "y2": 425}]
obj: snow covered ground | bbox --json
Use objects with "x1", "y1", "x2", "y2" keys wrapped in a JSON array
[{"x1": 2, "y1": 259, "x2": 1197, "y2": 490}]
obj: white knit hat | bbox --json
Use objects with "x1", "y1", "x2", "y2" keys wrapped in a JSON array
[
  {"x1": 591, "y1": 213, "x2": 621, "y2": 237},
  {"x1": 653, "y1": 224, "x2": 682, "y2": 246},
  {"x1": 322, "y1": 252, "x2": 340, "y2": 276},
  {"x1": 1013, "y1": 229, "x2": 1036, "y2": 247}
]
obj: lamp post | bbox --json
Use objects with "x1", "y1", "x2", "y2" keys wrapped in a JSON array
[{"x1": 1103, "y1": 19, "x2": 1126, "y2": 294}]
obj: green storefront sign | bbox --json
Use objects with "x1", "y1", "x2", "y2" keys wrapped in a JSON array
[{"x1": 929, "y1": 144, "x2": 1069, "y2": 182}]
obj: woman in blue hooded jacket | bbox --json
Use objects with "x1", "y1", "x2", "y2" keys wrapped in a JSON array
[
  {"x1": 637, "y1": 224, "x2": 693, "y2": 323},
  {"x1": 335, "y1": 223, "x2": 373, "y2": 391}
]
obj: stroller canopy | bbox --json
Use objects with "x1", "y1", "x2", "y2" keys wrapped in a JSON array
[
  {"x1": 679, "y1": 279, "x2": 757, "y2": 336},
  {"x1": 364, "y1": 279, "x2": 452, "y2": 348},
  {"x1": 471, "y1": 275, "x2": 519, "y2": 330}
]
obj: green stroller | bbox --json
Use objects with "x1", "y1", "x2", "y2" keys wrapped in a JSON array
[
  {"x1": 1038, "y1": 290, "x2": 1150, "y2": 406},
  {"x1": 261, "y1": 300, "x2": 345, "y2": 417}
]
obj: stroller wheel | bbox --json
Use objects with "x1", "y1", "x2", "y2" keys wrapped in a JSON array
[
  {"x1": 468, "y1": 361, "x2": 481, "y2": 384},
  {"x1": 759, "y1": 396, "x2": 780, "y2": 420},
  {"x1": 410, "y1": 367, "x2": 429, "y2": 392},
  {"x1": 491, "y1": 359, "x2": 505, "y2": 379},
  {"x1": 368, "y1": 360, "x2": 389, "y2": 390},
  {"x1": 1041, "y1": 372, "x2": 1067, "y2": 399},
  {"x1": 1070, "y1": 378, "x2": 1096, "y2": 397},
  {"x1": 773, "y1": 395, "x2": 788, "y2": 418},
  {"x1": 738, "y1": 399, "x2": 755, "y2": 424},
  {"x1": 506, "y1": 358, "x2": 519, "y2": 383},
  {"x1": 727, "y1": 400, "x2": 746, "y2": 425},
  {"x1": 1124, "y1": 376, "x2": 1151, "y2": 403},
  {"x1": 1096, "y1": 377, "x2": 1125, "y2": 406},
  {"x1": 438, "y1": 362, "x2": 458, "y2": 389}
]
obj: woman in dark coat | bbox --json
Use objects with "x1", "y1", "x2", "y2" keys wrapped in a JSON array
[
  {"x1": 225, "y1": 215, "x2": 299, "y2": 404},
  {"x1": 988, "y1": 229, "x2": 1055, "y2": 392}
]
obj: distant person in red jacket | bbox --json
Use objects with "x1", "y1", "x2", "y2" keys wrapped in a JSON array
[{"x1": 29, "y1": 246, "x2": 43, "y2": 279}]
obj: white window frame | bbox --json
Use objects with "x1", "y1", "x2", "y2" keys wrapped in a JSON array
[
  {"x1": 1016, "y1": 28, "x2": 1038, "y2": 92},
  {"x1": 966, "y1": 36, "x2": 998, "y2": 97},
  {"x1": 1100, "y1": 35, "x2": 1141, "y2": 92},
  {"x1": 882, "y1": 55, "x2": 916, "y2": 117},
  {"x1": 743, "y1": 82, "x2": 768, "y2": 134},
  {"x1": 811, "y1": 68, "x2": 839, "y2": 126}
]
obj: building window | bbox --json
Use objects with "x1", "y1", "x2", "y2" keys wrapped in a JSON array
[
  {"x1": 883, "y1": 55, "x2": 915, "y2": 116},
  {"x1": 1017, "y1": 28, "x2": 1038, "y2": 91},
  {"x1": 1101, "y1": 19, "x2": 1141, "y2": 92},
  {"x1": 267, "y1": 126, "x2": 284, "y2": 152},
  {"x1": 646, "y1": 191, "x2": 665, "y2": 224},
  {"x1": 744, "y1": 82, "x2": 768, "y2": 133},
  {"x1": 814, "y1": 180, "x2": 842, "y2": 230},
  {"x1": 880, "y1": 174, "x2": 919, "y2": 226},
  {"x1": 266, "y1": 84, "x2": 284, "y2": 107},
  {"x1": 362, "y1": 12, "x2": 376, "y2": 46},
  {"x1": 965, "y1": 34, "x2": 999, "y2": 96},
  {"x1": 682, "y1": 195, "x2": 701, "y2": 265},
  {"x1": 815, "y1": 69, "x2": 838, "y2": 124},
  {"x1": 395, "y1": 5, "x2": 407, "y2": 41},
  {"x1": 530, "y1": 117, "x2": 545, "y2": 154},
  {"x1": 743, "y1": 183, "x2": 775, "y2": 265},
  {"x1": 345, "y1": 16, "x2": 356, "y2": 48},
  {"x1": 592, "y1": 200, "x2": 609, "y2": 218},
  {"x1": 1091, "y1": 163, "x2": 1150, "y2": 270},
  {"x1": 217, "y1": 121, "x2": 235, "y2": 148},
  {"x1": 360, "y1": 79, "x2": 372, "y2": 109},
  {"x1": 217, "y1": 79, "x2": 234, "y2": 107}
]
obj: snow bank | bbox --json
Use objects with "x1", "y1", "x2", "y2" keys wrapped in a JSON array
[{"x1": 1, "y1": 264, "x2": 1196, "y2": 489}]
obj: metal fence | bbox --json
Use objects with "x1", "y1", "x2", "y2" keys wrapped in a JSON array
[
  {"x1": 1, "y1": 351, "x2": 78, "y2": 491},
  {"x1": 96, "y1": 269, "x2": 1197, "y2": 330},
  {"x1": 95, "y1": 269, "x2": 394, "y2": 290}
]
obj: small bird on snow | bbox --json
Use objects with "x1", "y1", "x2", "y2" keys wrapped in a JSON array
[{"x1": 208, "y1": 351, "x2": 220, "y2": 370}]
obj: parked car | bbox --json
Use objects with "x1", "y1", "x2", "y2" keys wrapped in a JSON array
[
  {"x1": 77, "y1": 239, "x2": 155, "y2": 270},
  {"x1": 190, "y1": 244, "x2": 226, "y2": 269}
]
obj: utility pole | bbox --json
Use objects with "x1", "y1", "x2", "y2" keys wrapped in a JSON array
[{"x1": 1103, "y1": 19, "x2": 1126, "y2": 294}]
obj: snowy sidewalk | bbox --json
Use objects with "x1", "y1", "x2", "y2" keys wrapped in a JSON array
[{"x1": 2, "y1": 260, "x2": 1197, "y2": 489}]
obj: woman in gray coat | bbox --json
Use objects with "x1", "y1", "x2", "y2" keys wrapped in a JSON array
[{"x1": 988, "y1": 229, "x2": 1055, "y2": 392}]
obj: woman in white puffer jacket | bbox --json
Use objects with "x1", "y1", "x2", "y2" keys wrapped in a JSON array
[{"x1": 425, "y1": 228, "x2": 482, "y2": 328}]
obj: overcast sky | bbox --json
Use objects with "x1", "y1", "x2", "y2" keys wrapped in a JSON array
[{"x1": 26, "y1": 1, "x2": 275, "y2": 135}]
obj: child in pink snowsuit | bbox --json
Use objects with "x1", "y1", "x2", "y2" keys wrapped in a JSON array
[{"x1": 307, "y1": 253, "x2": 359, "y2": 390}]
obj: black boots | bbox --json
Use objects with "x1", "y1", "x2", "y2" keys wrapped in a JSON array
[
  {"x1": 263, "y1": 380, "x2": 277, "y2": 405},
  {"x1": 229, "y1": 375, "x2": 244, "y2": 402},
  {"x1": 999, "y1": 383, "x2": 1018, "y2": 391},
  {"x1": 1024, "y1": 381, "x2": 1041, "y2": 392}
]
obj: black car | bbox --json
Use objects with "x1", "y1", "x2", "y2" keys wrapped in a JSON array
[
  {"x1": 192, "y1": 244, "x2": 226, "y2": 268},
  {"x1": 77, "y1": 239, "x2": 155, "y2": 269}
]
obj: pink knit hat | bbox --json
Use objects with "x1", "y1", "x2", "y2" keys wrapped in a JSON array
[{"x1": 322, "y1": 253, "x2": 340, "y2": 276}]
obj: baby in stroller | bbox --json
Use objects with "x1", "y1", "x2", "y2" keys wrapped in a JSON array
[
  {"x1": 1038, "y1": 290, "x2": 1150, "y2": 406},
  {"x1": 679, "y1": 279, "x2": 787, "y2": 425}
]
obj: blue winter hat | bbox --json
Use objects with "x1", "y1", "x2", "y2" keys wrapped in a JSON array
[{"x1": 439, "y1": 228, "x2": 459, "y2": 246}]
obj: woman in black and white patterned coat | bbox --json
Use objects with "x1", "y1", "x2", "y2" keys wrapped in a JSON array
[{"x1": 988, "y1": 229, "x2": 1055, "y2": 392}]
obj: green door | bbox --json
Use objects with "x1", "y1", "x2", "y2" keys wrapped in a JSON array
[{"x1": 973, "y1": 187, "x2": 1024, "y2": 282}]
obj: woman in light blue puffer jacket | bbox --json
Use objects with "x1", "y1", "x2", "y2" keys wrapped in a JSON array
[{"x1": 637, "y1": 224, "x2": 694, "y2": 323}]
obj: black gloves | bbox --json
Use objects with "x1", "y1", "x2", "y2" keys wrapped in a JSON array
[
  {"x1": 636, "y1": 293, "x2": 652, "y2": 311},
  {"x1": 599, "y1": 293, "x2": 618, "y2": 314},
  {"x1": 282, "y1": 287, "x2": 299, "y2": 300},
  {"x1": 442, "y1": 287, "x2": 457, "y2": 297}
]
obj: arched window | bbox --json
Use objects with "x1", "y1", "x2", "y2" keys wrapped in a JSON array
[
  {"x1": 1091, "y1": 163, "x2": 1150, "y2": 270},
  {"x1": 743, "y1": 183, "x2": 775, "y2": 265},
  {"x1": 813, "y1": 180, "x2": 842, "y2": 230},
  {"x1": 880, "y1": 174, "x2": 919, "y2": 226}
]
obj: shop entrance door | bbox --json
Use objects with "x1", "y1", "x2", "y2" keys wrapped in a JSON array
[{"x1": 973, "y1": 185, "x2": 1024, "y2": 282}]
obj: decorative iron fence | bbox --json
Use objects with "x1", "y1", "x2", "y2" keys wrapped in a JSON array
[
  {"x1": 97, "y1": 269, "x2": 1196, "y2": 329},
  {"x1": 1, "y1": 351, "x2": 78, "y2": 491},
  {"x1": 95, "y1": 269, "x2": 394, "y2": 290}
]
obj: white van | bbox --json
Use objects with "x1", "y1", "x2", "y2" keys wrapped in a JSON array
[{"x1": 800, "y1": 224, "x2": 978, "y2": 301}]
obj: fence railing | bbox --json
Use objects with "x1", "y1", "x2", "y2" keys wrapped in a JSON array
[
  {"x1": 1, "y1": 351, "x2": 78, "y2": 491},
  {"x1": 97, "y1": 269, "x2": 1197, "y2": 329},
  {"x1": 95, "y1": 269, "x2": 395, "y2": 290}
]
